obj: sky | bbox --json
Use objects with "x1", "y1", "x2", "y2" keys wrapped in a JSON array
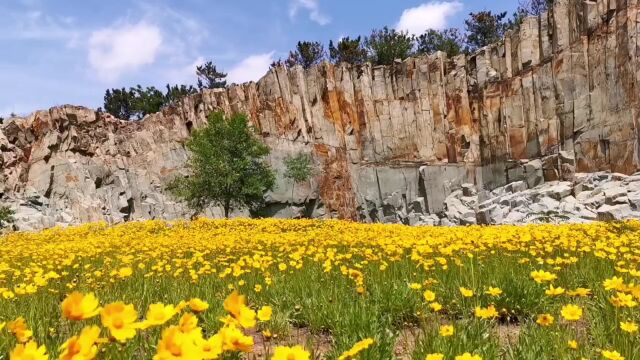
[{"x1": 0, "y1": 0, "x2": 518, "y2": 117}]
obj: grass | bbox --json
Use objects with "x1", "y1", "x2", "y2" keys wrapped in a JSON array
[{"x1": 0, "y1": 219, "x2": 639, "y2": 359}]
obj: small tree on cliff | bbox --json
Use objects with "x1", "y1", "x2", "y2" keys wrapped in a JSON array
[
  {"x1": 196, "y1": 61, "x2": 227, "y2": 90},
  {"x1": 0, "y1": 206, "x2": 15, "y2": 229},
  {"x1": 364, "y1": 27, "x2": 415, "y2": 65},
  {"x1": 167, "y1": 112, "x2": 275, "y2": 218},
  {"x1": 283, "y1": 153, "x2": 313, "y2": 207},
  {"x1": 464, "y1": 11, "x2": 509, "y2": 52},
  {"x1": 328, "y1": 36, "x2": 368, "y2": 65},
  {"x1": 415, "y1": 28, "x2": 464, "y2": 58},
  {"x1": 286, "y1": 41, "x2": 325, "y2": 69}
]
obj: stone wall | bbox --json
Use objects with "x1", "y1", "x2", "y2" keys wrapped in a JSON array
[{"x1": 1, "y1": 0, "x2": 640, "y2": 229}]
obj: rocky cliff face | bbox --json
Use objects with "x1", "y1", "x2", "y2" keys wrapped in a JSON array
[{"x1": 2, "y1": 0, "x2": 640, "y2": 230}]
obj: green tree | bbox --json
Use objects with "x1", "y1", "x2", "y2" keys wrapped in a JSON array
[
  {"x1": 131, "y1": 85, "x2": 165, "y2": 120},
  {"x1": 196, "y1": 61, "x2": 227, "y2": 90},
  {"x1": 509, "y1": 0, "x2": 553, "y2": 28},
  {"x1": 286, "y1": 41, "x2": 325, "y2": 69},
  {"x1": 415, "y1": 28, "x2": 464, "y2": 58},
  {"x1": 283, "y1": 153, "x2": 313, "y2": 206},
  {"x1": 464, "y1": 11, "x2": 509, "y2": 52},
  {"x1": 104, "y1": 88, "x2": 136, "y2": 120},
  {"x1": 165, "y1": 84, "x2": 198, "y2": 107},
  {"x1": 364, "y1": 27, "x2": 415, "y2": 65},
  {"x1": 168, "y1": 112, "x2": 275, "y2": 218},
  {"x1": 328, "y1": 36, "x2": 368, "y2": 65},
  {"x1": 0, "y1": 206, "x2": 14, "y2": 229}
]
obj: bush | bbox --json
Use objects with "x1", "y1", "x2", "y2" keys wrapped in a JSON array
[
  {"x1": 364, "y1": 27, "x2": 414, "y2": 65},
  {"x1": 0, "y1": 206, "x2": 15, "y2": 229},
  {"x1": 167, "y1": 112, "x2": 275, "y2": 218}
]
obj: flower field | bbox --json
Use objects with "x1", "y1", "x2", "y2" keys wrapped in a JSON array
[{"x1": 1, "y1": 219, "x2": 640, "y2": 359}]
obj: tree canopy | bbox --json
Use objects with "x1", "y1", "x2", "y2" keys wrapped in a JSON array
[
  {"x1": 364, "y1": 27, "x2": 415, "y2": 65},
  {"x1": 167, "y1": 112, "x2": 275, "y2": 218}
]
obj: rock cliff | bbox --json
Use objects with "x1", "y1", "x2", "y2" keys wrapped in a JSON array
[{"x1": 2, "y1": 0, "x2": 640, "y2": 229}]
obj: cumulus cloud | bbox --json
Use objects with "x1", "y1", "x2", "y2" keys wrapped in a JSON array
[
  {"x1": 88, "y1": 22, "x2": 163, "y2": 82},
  {"x1": 396, "y1": 1, "x2": 463, "y2": 35},
  {"x1": 289, "y1": 0, "x2": 331, "y2": 25},
  {"x1": 227, "y1": 52, "x2": 275, "y2": 84}
]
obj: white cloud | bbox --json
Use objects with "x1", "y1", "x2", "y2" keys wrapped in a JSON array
[
  {"x1": 166, "y1": 56, "x2": 205, "y2": 85},
  {"x1": 289, "y1": 0, "x2": 331, "y2": 25},
  {"x1": 0, "y1": 10, "x2": 79, "y2": 46},
  {"x1": 396, "y1": 1, "x2": 463, "y2": 35},
  {"x1": 88, "y1": 22, "x2": 163, "y2": 82},
  {"x1": 227, "y1": 52, "x2": 275, "y2": 84}
]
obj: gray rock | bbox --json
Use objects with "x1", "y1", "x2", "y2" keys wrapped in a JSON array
[{"x1": 597, "y1": 204, "x2": 633, "y2": 221}]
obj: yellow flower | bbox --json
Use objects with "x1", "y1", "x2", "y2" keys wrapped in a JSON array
[
  {"x1": 0, "y1": 322, "x2": 5, "y2": 331},
  {"x1": 178, "y1": 313, "x2": 202, "y2": 337},
  {"x1": 7, "y1": 317, "x2": 32, "y2": 343},
  {"x1": 620, "y1": 321, "x2": 638, "y2": 333},
  {"x1": 530, "y1": 270, "x2": 557, "y2": 283},
  {"x1": 603, "y1": 276, "x2": 625, "y2": 291},
  {"x1": 560, "y1": 304, "x2": 582, "y2": 321},
  {"x1": 61, "y1": 292, "x2": 101, "y2": 321},
  {"x1": 219, "y1": 323, "x2": 254, "y2": 353},
  {"x1": 423, "y1": 290, "x2": 436, "y2": 302},
  {"x1": 545, "y1": 285, "x2": 565, "y2": 296},
  {"x1": 117, "y1": 267, "x2": 133, "y2": 278},
  {"x1": 272, "y1": 345, "x2": 310, "y2": 360},
  {"x1": 601, "y1": 350, "x2": 625, "y2": 360},
  {"x1": 459, "y1": 287, "x2": 474, "y2": 297},
  {"x1": 610, "y1": 292, "x2": 638, "y2": 308},
  {"x1": 409, "y1": 283, "x2": 422, "y2": 290},
  {"x1": 429, "y1": 302, "x2": 443, "y2": 312},
  {"x1": 100, "y1": 302, "x2": 139, "y2": 342},
  {"x1": 567, "y1": 340, "x2": 578, "y2": 349},
  {"x1": 566, "y1": 288, "x2": 592, "y2": 297},
  {"x1": 536, "y1": 314, "x2": 554, "y2": 326},
  {"x1": 337, "y1": 338, "x2": 374, "y2": 360},
  {"x1": 59, "y1": 325, "x2": 101, "y2": 360},
  {"x1": 222, "y1": 291, "x2": 256, "y2": 329},
  {"x1": 485, "y1": 287, "x2": 502, "y2": 297},
  {"x1": 9, "y1": 340, "x2": 47, "y2": 360},
  {"x1": 474, "y1": 305, "x2": 498, "y2": 319},
  {"x1": 188, "y1": 298, "x2": 210, "y2": 313},
  {"x1": 200, "y1": 334, "x2": 223, "y2": 360},
  {"x1": 439, "y1": 325, "x2": 454, "y2": 337},
  {"x1": 426, "y1": 354, "x2": 445, "y2": 360},
  {"x1": 154, "y1": 326, "x2": 204, "y2": 360},
  {"x1": 141, "y1": 303, "x2": 177, "y2": 329},
  {"x1": 455, "y1": 353, "x2": 482, "y2": 360},
  {"x1": 257, "y1": 306, "x2": 273, "y2": 322}
]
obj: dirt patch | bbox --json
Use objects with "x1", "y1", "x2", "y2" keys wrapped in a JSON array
[
  {"x1": 496, "y1": 323, "x2": 521, "y2": 347},
  {"x1": 394, "y1": 327, "x2": 421, "y2": 360}
]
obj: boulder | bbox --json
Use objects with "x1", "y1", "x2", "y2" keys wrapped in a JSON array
[{"x1": 597, "y1": 204, "x2": 633, "y2": 221}]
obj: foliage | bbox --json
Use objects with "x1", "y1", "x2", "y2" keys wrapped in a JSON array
[
  {"x1": 328, "y1": 36, "x2": 368, "y2": 65},
  {"x1": 464, "y1": 11, "x2": 509, "y2": 52},
  {"x1": 523, "y1": 210, "x2": 571, "y2": 224},
  {"x1": 283, "y1": 153, "x2": 313, "y2": 184},
  {"x1": 167, "y1": 112, "x2": 275, "y2": 217},
  {"x1": 510, "y1": 0, "x2": 553, "y2": 29},
  {"x1": 364, "y1": 26, "x2": 415, "y2": 65},
  {"x1": 103, "y1": 88, "x2": 136, "y2": 120},
  {"x1": 1, "y1": 219, "x2": 640, "y2": 358},
  {"x1": 164, "y1": 84, "x2": 198, "y2": 107},
  {"x1": 415, "y1": 28, "x2": 464, "y2": 58},
  {"x1": 130, "y1": 85, "x2": 165, "y2": 119},
  {"x1": 196, "y1": 61, "x2": 227, "y2": 90},
  {"x1": 286, "y1": 41, "x2": 325, "y2": 69},
  {"x1": 0, "y1": 205, "x2": 14, "y2": 228}
]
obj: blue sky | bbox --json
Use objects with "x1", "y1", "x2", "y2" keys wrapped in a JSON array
[{"x1": 0, "y1": 0, "x2": 517, "y2": 117}]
